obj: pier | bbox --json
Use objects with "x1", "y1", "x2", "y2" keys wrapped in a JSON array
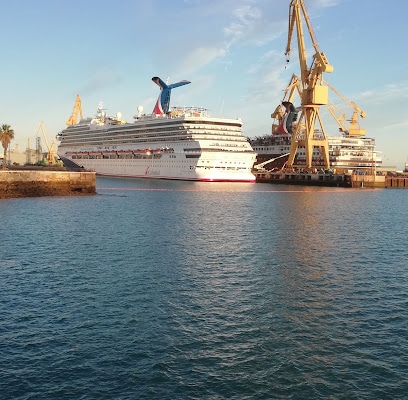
[
  {"x1": 255, "y1": 171, "x2": 390, "y2": 188},
  {"x1": 0, "y1": 170, "x2": 96, "y2": 199},
  {"x1": 385, "y1": 176, "x2": 408, "y2": 188},
  {"x1": 255, "y1": 171, "x2": 351, "y2": 187}
]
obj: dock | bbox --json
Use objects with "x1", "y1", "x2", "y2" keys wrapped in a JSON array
[
  {"x1": 385, "y1": 176, "x2": 408, "y2": 188},
  {"x1": 256, "y1": 171, "x2": 351, "y2": 187},
  {"x1": 255, "y1": 171, "x2": 390, "y2": 189},
  {"x1": 0, "y1": 170, "x2": 96, "y2": 199}
]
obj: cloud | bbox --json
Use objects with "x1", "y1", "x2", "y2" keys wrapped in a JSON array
[
  {"x1": 358, "y1": 83, "x2": 408, "y2": 108},
  {"x1": 224, "y1": 4, "x2": 262, "y2": 44},
  {"x1": 382, "y1": 119, "x2": 408, "y2": 131},
  {"x1": 312, "y1": 0, "x2": 341, "y2": 7},
  {"x1": 223, "y1": 2, "x2": 286, "y2": 47},
  {"x1": 163, "y1": 1, "x2": 287, "y2": 76},
  {"x1": 79, "y1": 67, "x2": 122, "y2": 96},
  {"x1": 180, "y1": 46, "x2": 228, "y2": 75}
]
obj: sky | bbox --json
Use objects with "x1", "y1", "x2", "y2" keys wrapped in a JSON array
[{"x1": 1, "y1": 0, "x2": 407, "y2": 169}]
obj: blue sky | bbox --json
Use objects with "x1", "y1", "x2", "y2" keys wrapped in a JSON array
[{"x1": 1, "y1": 0, "x2": 407, "y2": 168}]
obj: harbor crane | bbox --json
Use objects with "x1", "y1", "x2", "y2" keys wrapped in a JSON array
[
  {"x1": 323, "y1": 79, "x2": 367, "y2": 137},
  {"x1": 273, "y1": 74, "x2": 367, "y2": 139},
  {"x1": 35, "y1": 121, "x2": 57, "y2": 164},
  {"x1": 284, "y1": 0, "x2": 333, "y2": 170},
  {"x1": 66, "y1": 94, "x2": 83, "y2": 125}
]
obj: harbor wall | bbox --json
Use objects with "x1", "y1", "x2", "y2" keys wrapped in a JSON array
[
  {"x1": 385, "y1": 176, "x2": 408, "y2": 188},
  {"x1": 0, "y1": 170, "x2": 96, "y2": 199},
  {"x1": 255, "y1": 171, "x2": 389, "y2": 188},
  {"x1": 255, "y1": 171, "x2": 352, "y2": 187},
  {"x1": 350, "y1": 174, "x2": 385, "y2": 188}
]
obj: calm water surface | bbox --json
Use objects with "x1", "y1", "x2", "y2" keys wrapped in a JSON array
[{"x1": 1, "y1": 177, "x2": 407, "y2": 399}]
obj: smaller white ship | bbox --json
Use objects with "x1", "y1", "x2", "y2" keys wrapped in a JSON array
[
  {"x1": 250, "y1": 132, "x2": 382, "y2": 173},
  {"x1": 250, "y1": 96, "x2": 382, "y2": 173}
]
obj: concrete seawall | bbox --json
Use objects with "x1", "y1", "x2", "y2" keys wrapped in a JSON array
[
  {"x1": 0, "y1": 170, "x2": 96, "y2": 199},
  {"x1": 255, "y1": 171, "x2": 389, "y2": 188},
  {"x1": 385, "y1": 176, "x2": 408, "y2": 188}
]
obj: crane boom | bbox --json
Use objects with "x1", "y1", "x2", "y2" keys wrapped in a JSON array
[
  {"x1": 66, "y1": 94, "x2": 83, "y2": 126},
  {"x1": 323, "y1": 79, "x2": 366, "y2": 137},
  {"x1": 323, "y1": 79, "x2": 366, "y2": 118},
  {"x1": 35, "y1": 121, "x2": 57, "y2": 164},
  {"x1": 286, "y1": 1, "x2": 333, "y2": 86}
]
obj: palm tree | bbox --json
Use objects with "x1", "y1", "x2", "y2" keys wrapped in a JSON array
[{"x1": 0, "y1": 124, "x2": 15, "y2": 169}]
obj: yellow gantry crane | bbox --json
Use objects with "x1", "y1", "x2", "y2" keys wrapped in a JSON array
[
  {"x1": 284, "y1": 0, "x2": 333, "y2": 170},
  {"x1": 66, "y1": 94, "x2": 83, "y2": 126},
  {"x1": 323, "y1": 79, "x2": 367, "y2": 137},
  {"x1": 274, "y1": 74, "x2": 367, "y2": 139},
  {"x1": 35, "y1": 121, "x2": 57, "y2": 164}
]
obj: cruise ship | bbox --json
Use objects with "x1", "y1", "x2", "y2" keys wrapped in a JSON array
[
  {"x1": 57, "y1": 77, "x2": 257, "y2": 182},
  {"x1": 250, "y1": 133, "x2": 382, "y2": 173},
  {"x1": 250, "y1": 97, "x2": 382, "y2": 173}
]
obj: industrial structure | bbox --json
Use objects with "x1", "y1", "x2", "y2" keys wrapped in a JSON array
[
  {"x1": 66, "y1": 94, "x2": 83, "y2": 126},
  {"x1": 35, "y1": 122, "x2": 58, "y2": 165},
  {"x1": 250, "y1": 0, "x2": 391, "y2": 186},
  {"x1": 323, "y1": 79, "x2": 366, "y2": 137},
  {"x1": 280, "y1": 0, "x2": 334, "y2": 170},
  {"x1": 270, "y1": 0, "x2": 372, "y2": 173}
]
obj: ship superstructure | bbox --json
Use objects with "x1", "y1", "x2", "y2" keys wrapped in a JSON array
[{"x1": 57, "y1": 77, "x2": 256, "y2": 182}]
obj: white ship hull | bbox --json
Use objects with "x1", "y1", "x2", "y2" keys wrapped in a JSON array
[{"x1": 60, "y1": 143, "x2": 256, "y2": 182}]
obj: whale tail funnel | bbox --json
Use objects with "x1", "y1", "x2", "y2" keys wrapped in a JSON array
[{"x1": 151, "y1": 77, "x2": 191, "y2": 114}]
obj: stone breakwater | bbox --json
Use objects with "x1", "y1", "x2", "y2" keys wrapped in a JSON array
[{"x1": 0, "y1": 170, "x2": 96, "y2": 199}]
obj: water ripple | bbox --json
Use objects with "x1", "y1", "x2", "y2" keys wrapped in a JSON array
[{"x1": 1, "y1": 180, "x2": 408, "y2": 399}]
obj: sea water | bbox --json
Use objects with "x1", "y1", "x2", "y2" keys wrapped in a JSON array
[{"x1": 1, "y1": 177, "x2": 407, "y2": 399}]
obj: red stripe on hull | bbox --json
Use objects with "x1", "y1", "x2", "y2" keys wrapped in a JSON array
[{"x1": 96, "y1": 172, "x2": 255, "y2": 182}]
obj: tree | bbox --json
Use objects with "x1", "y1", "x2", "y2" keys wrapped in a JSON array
[{"x1": 0, "y1": 124, "x2": 15, "y2": 170}]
